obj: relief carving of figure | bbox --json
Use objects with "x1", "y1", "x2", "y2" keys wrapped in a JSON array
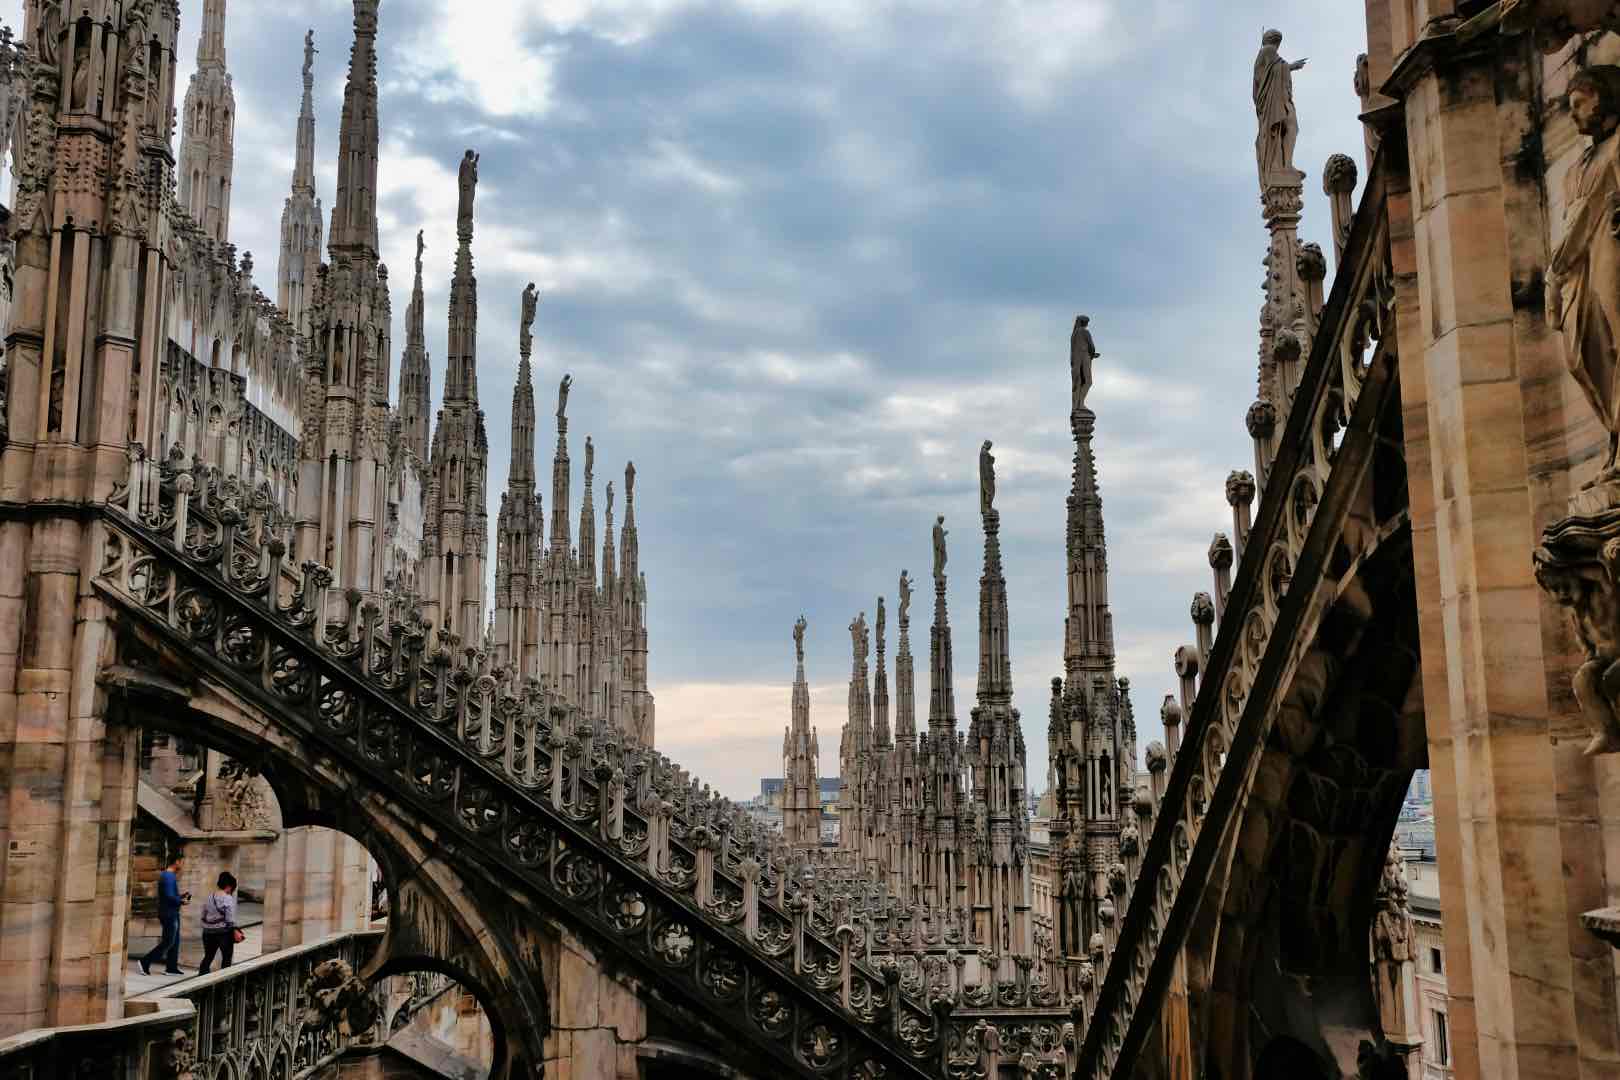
[
  {"x1": 1548, "y1": 66, "x2": 1620, "y2": 483},
  {"x1": 1070, "y1": 315, "x2": 1099, "y2": 411},
  {"x1": 35, "y1": 1, "x2": 62, "y2": 71},
  {"x1": 793, "y1": 614, "x2": 806, "y2": 664},
  {"x1": 456, "y1": 149, "x2": 479, "y2": 232},
  {"x1": 979, "y1": 440, "x2": 996, "y2": 516},
  {"x1": 1253, "y1": 29, "x2": 1307, "y2": 186},
  {"x1": 932, "y1": 515, "x2": 948, "y2": 583}
]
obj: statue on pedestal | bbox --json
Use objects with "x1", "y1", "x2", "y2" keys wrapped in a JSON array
[
  {"x1": 1253, "y1": 29, "x2": 1307, "y2": 187},
  {"x1": 457, "y1": 149, "x2": 479, "y2": 232},
  {"x1": 979, "y1": 441, "x2": 996, "y2": 516},
  {"x1": 520, "y1": 283, "x2": 539, "y2": 358},
  {"x1": 793, "y1": 615, "x2": 806, "y2": 665},
  {"x1": 1536, "y1": 66, "x2": 1620, "y2": 754},
  {"x1": 1070, "y1": 316, "x2": 1099, "y2": 411},
  {"x1": 932, "y1": 516, "x2": 948, "y2": 584}
]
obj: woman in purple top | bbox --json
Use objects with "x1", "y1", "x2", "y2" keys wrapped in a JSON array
[{"x1": 198, "y1": 871, "x2": 239, "y2": 974}]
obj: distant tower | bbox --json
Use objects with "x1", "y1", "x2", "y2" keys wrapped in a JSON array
[
  {"x1": 178, "y1": 0, "x2": 236, "y2": 242},
  {"x1": 277, "y1": 30, "x2": 322, "y2": 336}
]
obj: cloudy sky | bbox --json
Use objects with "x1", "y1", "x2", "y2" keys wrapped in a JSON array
[{"x1": 44, "y1": 0, "x2": 1370, "y2": 797}]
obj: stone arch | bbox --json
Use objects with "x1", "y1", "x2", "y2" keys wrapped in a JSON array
[
  {"x1": 101, "y1": 639, "x2": 549, "y2": 1079},
  {"x1": 1188, "y1": 526, "x2": 1422, "y2": 1080}
]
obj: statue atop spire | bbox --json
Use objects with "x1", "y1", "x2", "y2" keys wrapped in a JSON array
[
  {"x1": 899, "y1": 571, "x2": 912, "y2": 626},
  {"x1": 557, "y1": 374, "x2": 573, "y2": 424},
  {"x1": 850, "y1": 612, "x2": 869, "y2": 667},
  {"x1": 1253, "y1": 29, "x2": 1307, "y2": 186},
  {"x1": 933, "y1": 515, "x2": 948, "y2": 585},
  {"x1": 302, "y1": 28, "x2": 316, "y2": 85},
  {"x1": 415, "y1": 229, "x2": 424, "y2": 279},
  {"x1": 1070, "y1": 315, "x2": 1099, "y2": 412},
  {"x1": 457, "y1": 149, "x2": 480, "y2": 236},
  {"x1": 877, "y1": 596, "x2": 886, "y2": 655},
  {"x1": 794, "y1": 615, "x2": 807, "y2": 665},
  {"x1": 520, "y1": 283, "x2": 539, "y2": 359},
  {"x1": 979, "y1": 441, "x2": 997, "y2": 516}
]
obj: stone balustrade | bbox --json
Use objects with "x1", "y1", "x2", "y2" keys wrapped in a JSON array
[{"x1": 0, "y1": 931, "x2": 381, "y2": 1079}]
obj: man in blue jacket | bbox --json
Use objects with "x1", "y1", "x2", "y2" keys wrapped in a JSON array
[{"x1": 140, "y1": 853, "x2": 190, "y2": 975}]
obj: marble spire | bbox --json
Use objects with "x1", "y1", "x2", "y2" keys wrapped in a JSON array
[
  {"x1": 783, "y1": 615, "x2": 820, "y2": 849},
  {"x1": 975, "y1": 441, "x2": 1013, "y2": 708},
  {"x1": 398, "y1": 232, "x2": 431, "y2": 463},
  {"x1": 178, "y1": 0, "x2": 237, "y2": 241},
  {"x1": 1065, "y1": 393, "x2": 1115, "y2": 688},
  {"x1": 895, "y1": 570, "x2": 917, "y2": 743},
  {"x1": 929, "y1": 515, "x2": 957, "y2": 732},
  {"x1": 873, "y1": 596, "x2": 891, "y2": 748},
  {"x1": 329, "y1": 0, "x2": 381, "y2": 262},
  {"x1": 277, "y1": 29, "x2": 322, "y2": 336}
]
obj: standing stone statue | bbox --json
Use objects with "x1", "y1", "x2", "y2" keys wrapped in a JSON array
[
  {"x1": 1070, "y1": 316, "x2": 1099, "y2": 412},
  {"x1": 302, "y1": 28, "x2": 316, "y2": 83},
  {"x1": 520, "y1": 283, "x2": 539, "y2": 358},
  {"x1": 932, "y1": 516, "x2": 948, "y2": 584},
  {"x1": 979, "y1": 441, "x2": 996, "y2": 516},
  {"x1": 850, "y1": 613, "x2": 868, "y2": 665},
  {"x1": 794, "y1": 615, "x2": 806, "y2": 664},
  {"x1": 625, "y1": 460, "x2": 636, "y2": 499},
  {"x1": 899, "y1": 571, "x2": 912, "y2": 625},
  {"x1": 414, "y1": 230, "x2": 424, "y2": 279},
  {"x1": 1536, "y1": 67, "x2": 1620, "y2": 756},
  {"x1": 877, "y1": 596, "x2": 885, "y2": 650},
  {"x1": 1548, "y1": 66, "x2": 1620, "y2": 483},
  {"x1": 1253, "y1": 30, "x2": 1307, "y2": 186},
  {"x1": 556, "y1": 374, "x2": 572, "y2": 422},
  {"x1": 457, "y1": 149, "x2": 480, "y2": 233}
]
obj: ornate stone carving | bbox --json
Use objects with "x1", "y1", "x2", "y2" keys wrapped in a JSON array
[
  {"x1": 980, "y1": 441, "x2": 996, "y2": 516},
  {"x1": 303, "y1": 959, "x2": 381, "y2": 1039}
]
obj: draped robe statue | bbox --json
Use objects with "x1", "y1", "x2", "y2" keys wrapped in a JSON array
[
  {"x1": 979, "y1": 441, "x2": 996, "y2": 516},
  {"x1": 1252, "y1": 30, "x2": 1307, "y2": 186},
  {"x1": 457, "y1": 149, "x2": 480, "y2": 233},
  {"x1": 1549, "y1": 66, "x2": 1620, "y2": 481},
  {"x1": 793, "y1": 615, "x2": 806, "y2": 664},
  {"x1": 932, "y1": 516, "x2": 948, "y2": 584}
]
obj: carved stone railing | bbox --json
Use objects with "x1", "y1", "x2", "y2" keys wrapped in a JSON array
[
  {"x1": 0, "y1": 931, "x2": 381, "y2": 1080},
  {"x1": 1074, "y1": 149, "x2": 1403, "y2": 1077},
  {"x1": 92, "y1": 467, "x2": 1069, "y2": 1076}
]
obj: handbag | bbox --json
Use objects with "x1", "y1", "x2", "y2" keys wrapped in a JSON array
[{"x1": 231, "y1": 927, "x2": 245, "y2": 944}]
